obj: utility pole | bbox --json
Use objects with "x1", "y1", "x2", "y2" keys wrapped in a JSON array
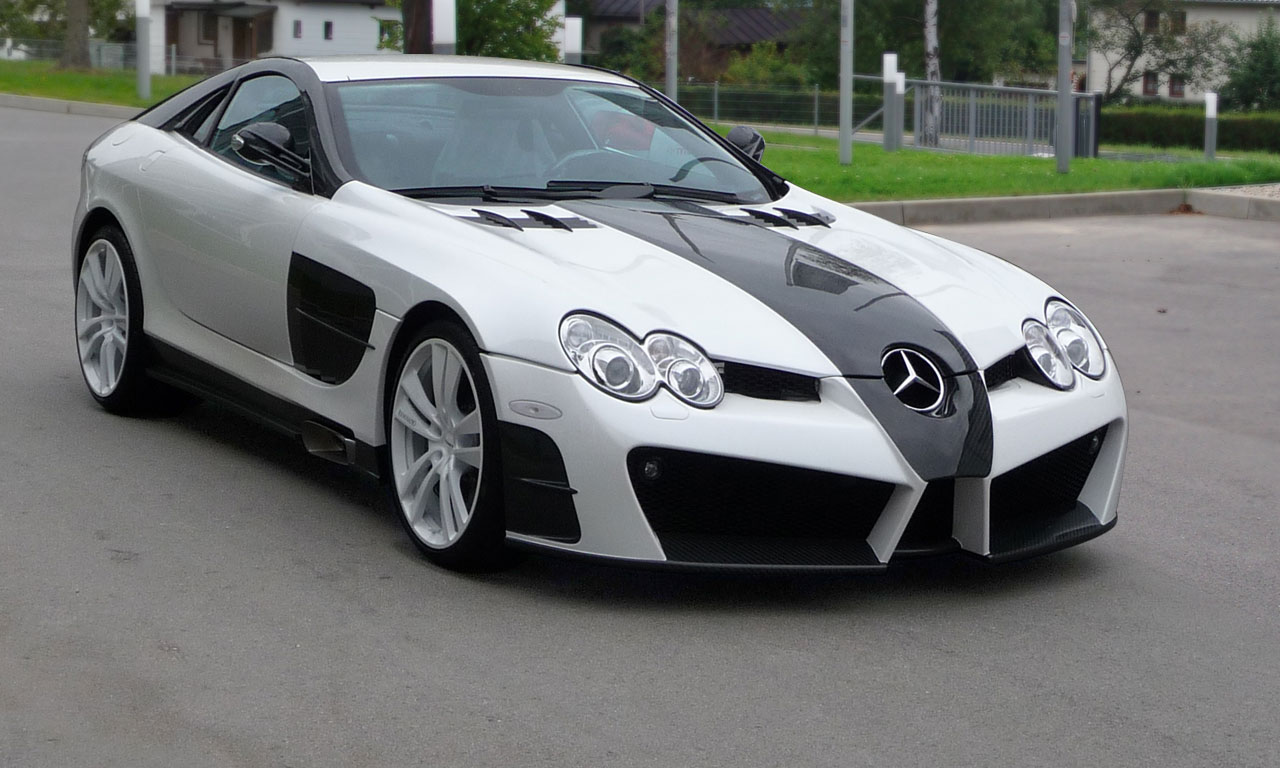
[
  {"x1": 839, "y1": 0, "x2": 853, "y2": 165},
  {"x1": 665, "y1": 0, "x2": 678, "y2": 101},
  {"x1": 1056, "y1": 0, "x2": 1074, "y2": 173},
  {"x1": 135, "y1": 0, "x2": 150, "y2": 100}
]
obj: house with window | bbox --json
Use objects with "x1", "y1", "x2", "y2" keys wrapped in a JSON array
[
  {"x1": 1086, "y1": 0, "x2": 1280, "y2": 101},
  {"x1": 148, "y1": 0, "x2": 401, "y2": 74}
]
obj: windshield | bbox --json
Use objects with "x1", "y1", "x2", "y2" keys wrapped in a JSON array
[{"x1": 328, "y1": 77, "x2": 772, "y2": 204}]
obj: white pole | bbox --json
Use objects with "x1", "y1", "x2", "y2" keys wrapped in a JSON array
[
  {"x1": 564, "y1": 17, "x2": 583, "y2": 64},
  {"x1": 883, "y1": 52, "x2": 897, "y2": 152},
  {"x1": 895, "y1": 71, "x2": 906, "y2": 149},
  {"x1": 1204, "y1": 92, "x2": 1218, "y2": 160},
  {"x1": 665, "y1": 0, "x2": 678, "y2": 101},
  {"x1": 135, "y1": 0, "x2": 150, "y2": 100},
  {"x1": 1056, "y1": 0, "x2": 1073, "y2": 173},
  {"x1": 433, "y1": 0, "x2": 457, "y2": 54},
  {"x1": 838, "y1": 0, "x2": 853, "y2": 165}
]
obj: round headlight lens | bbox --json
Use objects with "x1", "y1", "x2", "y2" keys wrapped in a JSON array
[
  {"x1": 559, "y1": 315, "x2": 657, "y2": 400},
  {"x1": 1023, "y1": 320, "x2": 1076, "y2": 390},
  {"x1": 558, "y1": 315, "x2": 723, "y2": 407},
  {"x1": 1045, "y1": 299, "x2": 1106, "y2": 379},
  {"x1": 645, "y1": 333, "x2": 724, "y2": 408}
]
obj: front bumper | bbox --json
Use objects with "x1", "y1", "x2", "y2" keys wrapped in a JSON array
[{"x1": 482, "y1": 352, "x2": 1127, "y2": 571}]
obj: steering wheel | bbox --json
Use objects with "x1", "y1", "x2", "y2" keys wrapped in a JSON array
[
  {"x1": 669, "y1": 156, "x2": 738, "y2": 183},
  {"x1": 545, "y1": 149, "x2": 610, "y2": 180}
]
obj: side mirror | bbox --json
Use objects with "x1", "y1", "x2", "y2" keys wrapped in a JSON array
[
  {"x1": 727, "y1": 125, "x2": 765, "y2": 162},
  {"x1": 232, "y1": 121, "x2": 310, "y2": 179}
]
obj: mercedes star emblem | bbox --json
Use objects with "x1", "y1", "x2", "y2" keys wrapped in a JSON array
[{"x1": 881, "y1": 348, "x2": 946, "y2": 413}]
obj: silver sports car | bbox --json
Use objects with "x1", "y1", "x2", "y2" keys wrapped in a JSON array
[{"x1": 73, "y1": 55, "x2": 1127, "y2": 571}]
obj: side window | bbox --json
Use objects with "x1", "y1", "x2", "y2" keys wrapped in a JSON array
[{"x1": 209, "y1": 75, "x2": 311, "y2": 185}]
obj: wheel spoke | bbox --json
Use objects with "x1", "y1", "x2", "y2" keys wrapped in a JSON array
[
  {"x1": 453, "y1": 409, "x2": 480, "y2": 439},
  {"x1": 394, "y1": 403, "x2": 439, "y2": 440},
  {"x1": 401, "y1": 447, "x2": 441, "y2": 490},
  {"x1": 446, "y1": 463, "x2": 471, "y2": 528},
  {"x1": 407, "y1": 460, "x2": 444, "y2": 525},
  {"x1": 453, "y1": 445, "x2": 482, "y2": 470},
  {"x1": 103, "y1": 251, "x2": 122, "y2": 299},
  {"x1": 103, "y1": 336, "x2": 119, "y2": 385},
  {"x1": 431, "y1": 344, "x2": 462, "y2": 419},
  {"x1": 438, "y1": 463, "x2": 458, "y2": 540},
  {"x1": 82, "y1": 262, "x2": 112, "y2": 311},
  {"x1": 78, "y1": 316, "x2": 115, "y2": 342},
  {"x1": 398, "y1": 371, "x2": 443, "y2": 434}
]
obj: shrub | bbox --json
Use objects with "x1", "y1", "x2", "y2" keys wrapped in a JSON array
[{"x1": 1101, "y1": 106, "x2": 1280, "y2": 152}]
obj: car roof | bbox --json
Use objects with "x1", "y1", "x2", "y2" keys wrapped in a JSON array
[{"x1": 297, "y1": 55, "x2": 636, "y2": 86}]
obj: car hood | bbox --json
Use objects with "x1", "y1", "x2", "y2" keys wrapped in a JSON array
[{"x1": 337, "y1": 183, "x2": 1057, "y2": 378}]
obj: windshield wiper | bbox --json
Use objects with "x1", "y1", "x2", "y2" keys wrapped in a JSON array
[
  {"x1": 396, "y1": 182, "x2": 747, "y2": 205},
  {"x1": 545, "y1": 180, "x2": 745, "y2": 204}
]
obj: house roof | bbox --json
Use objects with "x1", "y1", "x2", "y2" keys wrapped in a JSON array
[{"x1": 588, "y1": 0, "x2": 803, "y2": 46}]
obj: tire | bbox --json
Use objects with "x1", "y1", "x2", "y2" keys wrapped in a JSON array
[
  {"x1": 384, "y1": 321, "x2": 507, "y2": 571},
  {"x1": 74, "y1": 225, "x2": 195, "y2": 416}
]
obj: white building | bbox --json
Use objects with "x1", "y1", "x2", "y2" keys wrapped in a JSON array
[
  {"x1": 1086, "y1": 0, "x2": 1280, "y2": 101},
  {"x1": 151, "y1": 0, "x2": 402, "y2": 73}
]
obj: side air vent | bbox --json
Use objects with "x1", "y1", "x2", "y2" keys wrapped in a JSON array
[
  {"x1": 466, "y1": 208, "x2": 595, "y2": 231},
  {"x1": 717, "y1": 361, "x2": 821, "y2": 402}
]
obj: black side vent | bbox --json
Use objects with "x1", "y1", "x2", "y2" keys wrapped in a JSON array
[
  {"x1": 718, "y1": 361, "x2": 821, "y2": 402},
  {"x1": 287, "y1": 254, "x2": 376, "y2": 385},
  {"x1": 467, "y1": 208, "x2": 595, "y2": 231},
  {"x1": 894, "y1": 479, "x2": 959, "y2": 558},
  {"x1": 983, "y1": 351, "x2": 1022, "y2": 391}
]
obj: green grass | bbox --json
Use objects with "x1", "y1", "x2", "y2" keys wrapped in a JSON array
[
  {"x1": 0, "y1": 59, "x2": 200, "y2": 109},
  {"x1": 744, "y1": 129, "x2": 1280, "y2": 202}
]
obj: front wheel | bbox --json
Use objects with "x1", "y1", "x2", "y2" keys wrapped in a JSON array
[{"x1": 385, "y1": 322, "x2": 506, "y2": 571}]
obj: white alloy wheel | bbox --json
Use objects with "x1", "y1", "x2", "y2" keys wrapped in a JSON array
[
  {"x1": 390, "y1": 338, "x2": 485, "y2": 549},
  {"x1": 76, "y1": 238, "x2": 130, "y2": 397}
]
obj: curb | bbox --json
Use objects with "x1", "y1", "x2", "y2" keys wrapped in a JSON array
[
  {"x1": 0, "y1": 92, "x2": 141, "y2": 120},
  {"x1": 851, "y1": 187, "x2": 1280, "y2": 226}
]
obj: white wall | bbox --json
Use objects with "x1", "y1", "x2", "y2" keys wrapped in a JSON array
[{"x1": 270, "y1": 3, "x2": 401, "y2": 58}]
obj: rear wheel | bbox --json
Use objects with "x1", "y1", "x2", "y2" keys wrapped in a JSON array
[{"x1": 386, "y1": 321, "x2": 506, "y2": 570}]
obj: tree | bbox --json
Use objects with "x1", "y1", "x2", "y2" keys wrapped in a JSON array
[
  {"x1": 722, "y1": 42, "x2": 810, "y2": 87},
  {"x1": 1087, "y1": 0, "x2": 1230, "y2": 102},
  {"x1": 61, "y1": 0, "x2": 89, "y2": 67},
  {"x1": 0, "y1": 0, "x2": 134, "y2": 44},
  {"x1": 1220, "y1": 12, "x2": 1280, "y2": 111},
  {"x1": 921, "y1": 0, "x2": 941, "y2": 146},
  {"x1": 390, "y1": 0, "x2": 560, "y2": 60}
]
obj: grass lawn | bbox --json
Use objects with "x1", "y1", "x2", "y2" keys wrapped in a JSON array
[
  {"x1": 730, "y1": 128, "x2": 1280, "y2": 202},
  {"x1": 0, "y1": 59, "x2": 200, "y2": 109}
]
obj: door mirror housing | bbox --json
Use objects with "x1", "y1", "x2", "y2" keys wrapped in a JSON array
[
  {"x1": 232, "y1": 122, "x2": 310, "y2": 179},
  {"x1": 726, "y1": 125, "x2": 765, "y2": 162}
]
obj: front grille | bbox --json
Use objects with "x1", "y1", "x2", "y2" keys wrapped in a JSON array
[
  {"x1": 894, "y1": 479, "x2": 958, "y2": 558},
  {"x1": 989, "y1": 426, "x2": 1109, "y2": 559},
  {"x1": 983, "y1": 352, "x2": 1021, "y2": 390},
  {"x1": 627, "y1": 448, "x2": 893, "y2": 566},
  {"x1": 719, "y1": 361, "x2": 821, "y2": 402}
]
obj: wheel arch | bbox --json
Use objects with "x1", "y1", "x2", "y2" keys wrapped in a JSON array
[
  {"x1": 380, "y1": 300, "x2": 481, "y2": 422},
  {"x1": 74, "y1": 207, "x2": 125, "y2": 281}
]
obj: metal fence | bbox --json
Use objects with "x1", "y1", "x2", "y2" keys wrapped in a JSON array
[
  {"x1": 663, "y1": 76, "x2": 1099, "y2": 159},
  {"x1": 2, "y1": 37, "x2": 250, "y2": 76}
]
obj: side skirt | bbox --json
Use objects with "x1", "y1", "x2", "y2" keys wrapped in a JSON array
[{"x1": 145, "y1": 338, "x2": 383, "y2": 479}]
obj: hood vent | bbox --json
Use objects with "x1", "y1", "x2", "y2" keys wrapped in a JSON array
[
  {"x1": 466, "y1": 208, "x2": 596, "y2": 231},
  {"x1": 740, "y1": 207, "x2": 834, "y2": 228}
]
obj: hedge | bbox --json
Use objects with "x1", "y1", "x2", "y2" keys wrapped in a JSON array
[{"x1": 1101, "y1": 107, "x2": 1280, "y2": 153}]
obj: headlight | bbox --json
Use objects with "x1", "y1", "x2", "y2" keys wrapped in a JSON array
[
  {"x1": 1023, "y1": 320, "x2": 1075, "y2": 390},
  {"x1": 559, "y1": 314, "x2": 723, "y2": 408},
  {"x1": 1045, "y1": 299, "x2": 1106, "y2": 379}
]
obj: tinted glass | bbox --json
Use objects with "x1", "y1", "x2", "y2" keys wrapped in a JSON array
[
  {"x1": 210, "y1": 75, "x2": 311, "y2": 184},
  {"x1": 330, "y1": 77, "x2": 771, "y2": 203}
]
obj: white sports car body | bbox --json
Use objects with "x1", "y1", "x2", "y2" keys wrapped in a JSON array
[{"x1": 73, "y1": 56, "x2": 1126, "y2": 571}]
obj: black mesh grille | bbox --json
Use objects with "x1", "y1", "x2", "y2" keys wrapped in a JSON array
[
  {"x1": 627, "y1": 448, "x2": 894, "y2": 565},
  {"x1": 894, "y1": 479, "x2": 958, "y2": 558},
  {"x1": 719, "y1": 361, "x2": 820, "y2": 402},
  {"x1": 989, "y1": 426, "x2": 1109, "y2": 559},
  {"x1": 983, "y1": 352, "x2": 1021, "y2": 391}
]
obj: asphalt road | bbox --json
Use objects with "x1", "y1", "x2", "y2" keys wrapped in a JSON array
[{"x1": 2, "y1": 105, "x2": 1278, "y2": 768}]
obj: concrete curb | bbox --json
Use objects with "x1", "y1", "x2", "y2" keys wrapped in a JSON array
[
  {"x1": 852, "y1": 187, "x2": 1280, "y2": 226},
  {"x1": 0, "y1": 93, "x2": 141, "y2": 120}
]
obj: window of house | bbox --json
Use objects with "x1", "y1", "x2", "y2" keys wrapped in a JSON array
[
  {"x1": 1170, "y1": 11, "x2": 1186, "y2": 35},
  {"x1": 293, "y1": 20, "x2": 302, "y2": 39},
  {"x1": 199, "y1": 12, "x2": 218, "y2": 44},
  {"x1": 1144, "y1": 10, "x2": 1160, "y2": 33},
  {"x1": 324, "y1": 21, "x2": 334, "y2": 40},
  {"x1": 1143, "y1": 72, "x2": 1159, "y2": 96},
  {"x1": 1169, "y1": 75, "x2": 1186, "y2": 98},
  {"x1": 378, "y1": 20, "x2": 401, "y2": 48}
]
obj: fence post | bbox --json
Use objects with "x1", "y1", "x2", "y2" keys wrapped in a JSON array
[
  {"x1": 967, "y1": 88, "x2": 977, "y2": 153},
  {"x1": 914, "y1": 88, "x2": 922, "y2": 146},
  {"x1": 168, "y1": 43, "x2": 176, "y2": 75},
  {"x1": 713, "y1": 80, "x2": 719, "y2": 123},
  {"x1": 1204, "y1": 92, "x2": 1218, "y2": 160},
  {"x1": 1025, "y1": 94, "x2": 1035, "y2": 155},
  {"x1": 883, "y1": 53, "x2": 897, "y2": 152},
  {"x1": 813, "y1": 83, "x2": 820, "y2": 135}
]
